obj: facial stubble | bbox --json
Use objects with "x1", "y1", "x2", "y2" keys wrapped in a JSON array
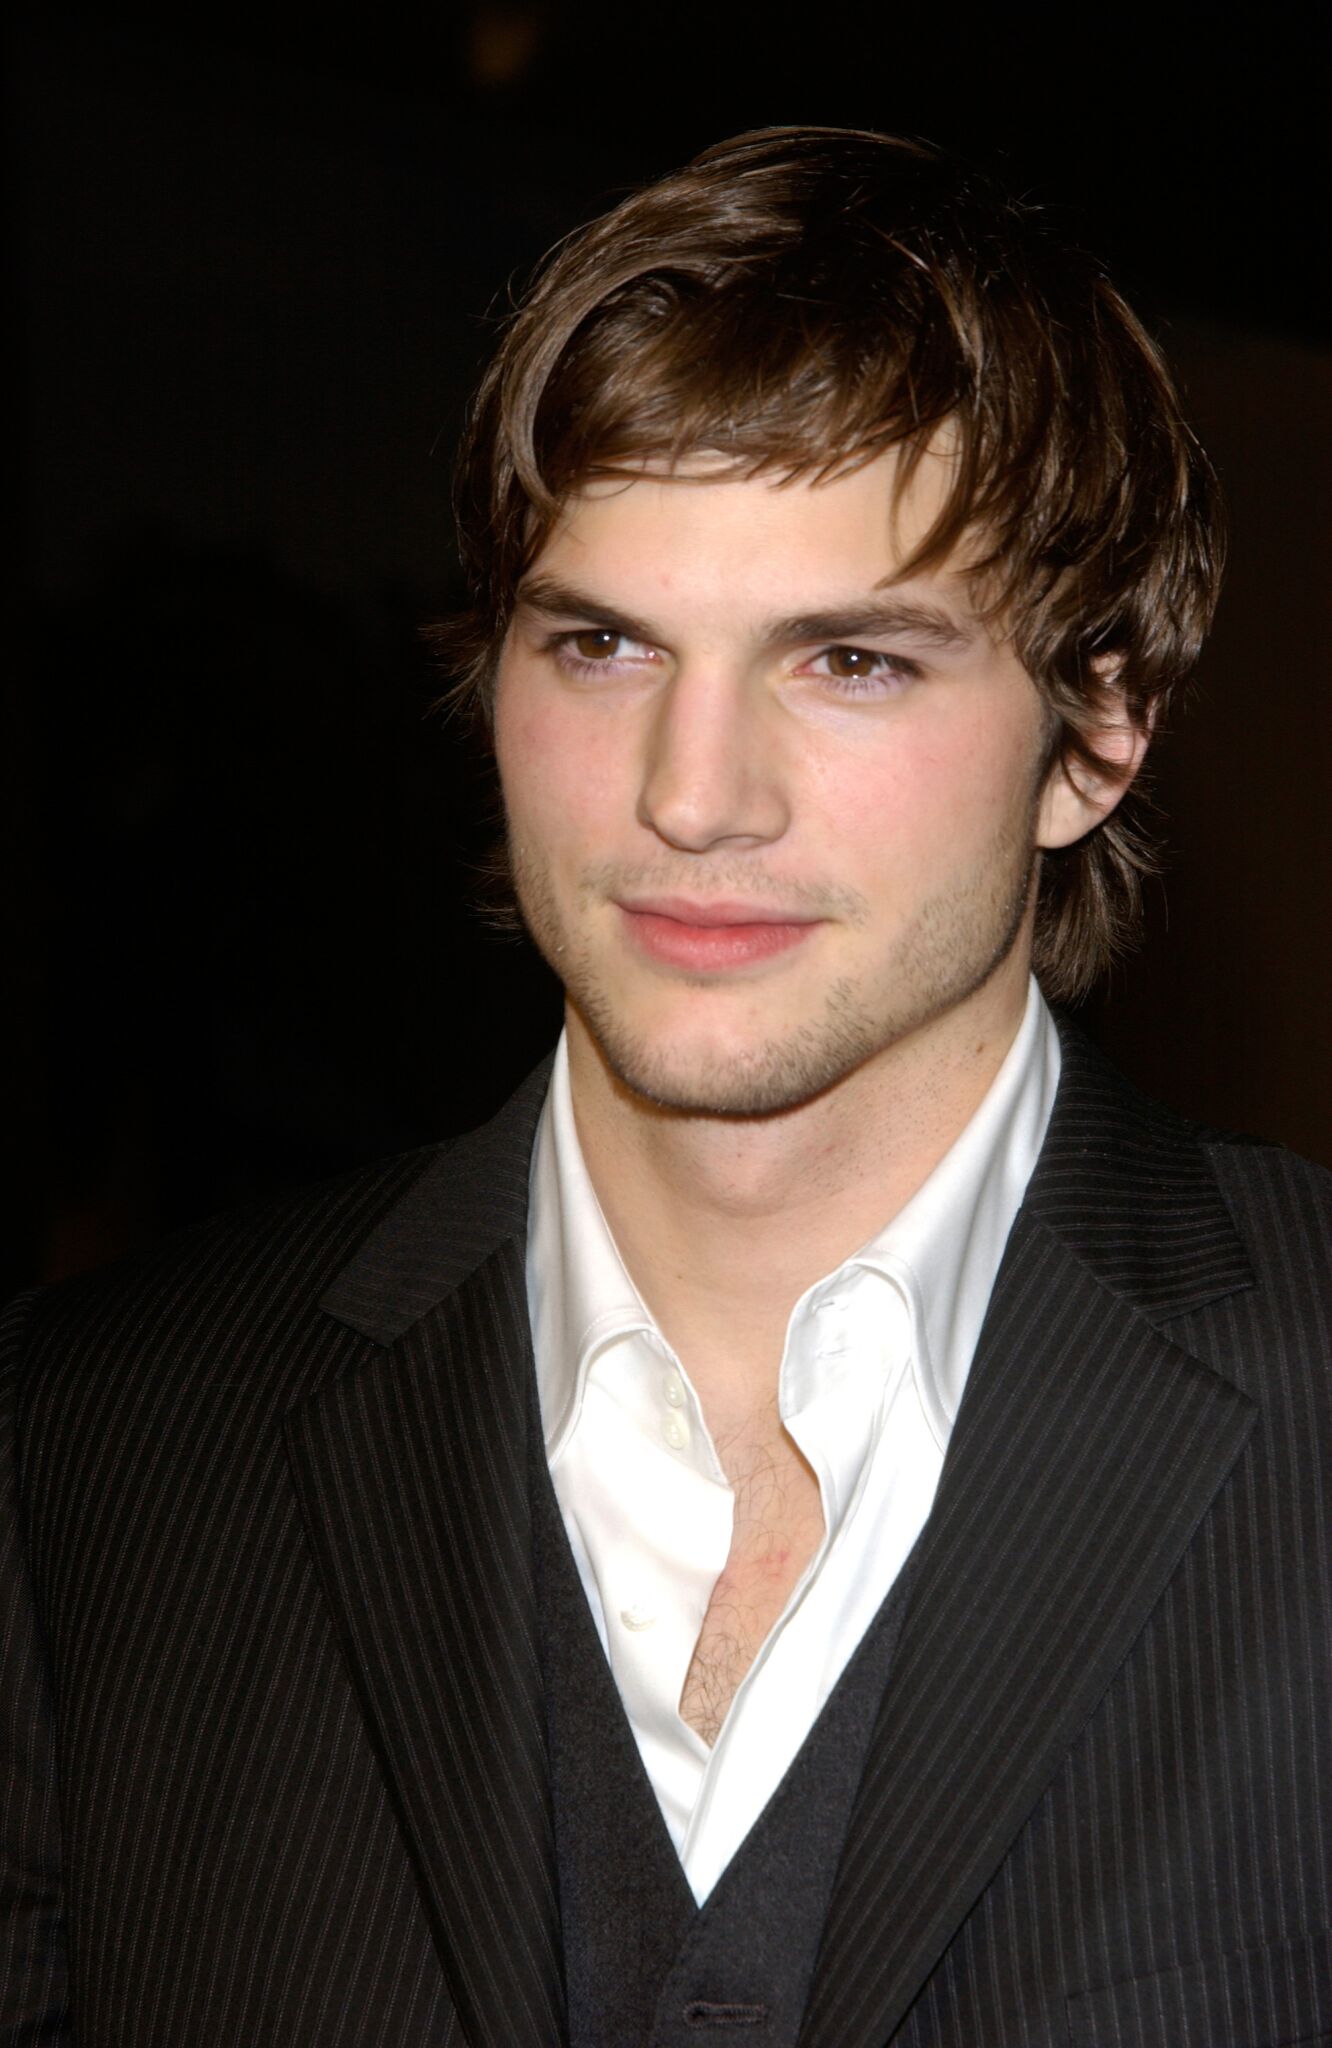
[{"x1": 505, "y1": 809, "x2": 1040, "y2": 1119}]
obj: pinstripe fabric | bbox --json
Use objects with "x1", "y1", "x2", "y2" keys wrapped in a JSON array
[
  {"x1": 0, "y1": 1310, "x2": 68, "y2": 2034},
  {"x1": 285, "y1": 1243, "x2": 563, "y2": 2048},
  {"x1": 0, "y1": 1093, "x2": 552, "y2": 2047},
  {"x1": 3, "y1": 1028, "x2": 1330, "y2": 2046},
  {"x1": 799, "y1": 1216, "x2": 1257, "y2": 2045},
  {"x1": 800, "y1": 1043, "x2": 1332, "y2": 2048}
]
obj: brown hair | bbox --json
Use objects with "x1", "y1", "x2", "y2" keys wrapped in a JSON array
[{"x1": 436, "y1": 126, "x2": 1223, "y2": 1001}]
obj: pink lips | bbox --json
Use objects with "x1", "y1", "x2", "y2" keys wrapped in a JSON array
[{"x1": 618, "y1": 898, "x2": 818, "y2": 972}]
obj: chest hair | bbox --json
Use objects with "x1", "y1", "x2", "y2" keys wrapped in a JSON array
[{"x1": 678, "y1": 1412, "x2": 825, "y2": 1746}]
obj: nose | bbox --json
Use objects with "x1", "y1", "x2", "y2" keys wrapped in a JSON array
[{"x1": 637, "y1": 664, "x2": 790, "y2": 853}]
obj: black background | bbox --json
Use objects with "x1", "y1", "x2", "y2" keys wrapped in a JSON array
[{"x1": 6, "y1": 2, "x2": 1329, "y2": 1295}]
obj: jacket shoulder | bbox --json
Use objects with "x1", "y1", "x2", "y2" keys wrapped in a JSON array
[
  {"x1": 1199, "y1": 1126, "x2": 1332, "y2": 1270},
  {"x1": 2, "y1": 1144, "x2": 449, "y2": 1425},
  {"x1": 5, "y1": 1051, "x2": 554, "y2": 1450}
]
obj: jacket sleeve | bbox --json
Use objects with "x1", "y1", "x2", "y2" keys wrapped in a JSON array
[{"x1": 0, "y1": 1294, "x2": 70, "y2": 2041}]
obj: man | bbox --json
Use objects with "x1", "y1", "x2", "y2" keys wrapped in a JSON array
[{"x1": 3, "y1": 128, "x2": 1329, "y2": 2047}]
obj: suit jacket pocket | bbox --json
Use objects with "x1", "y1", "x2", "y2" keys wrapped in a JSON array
[{"x1": 1065, "y1": 1927, "x2": 1332, "y2": 2047}]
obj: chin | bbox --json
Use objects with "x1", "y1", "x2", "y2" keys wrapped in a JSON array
[{"x1": 571, "y1": 977, "x2": 901, "y2": 1120}]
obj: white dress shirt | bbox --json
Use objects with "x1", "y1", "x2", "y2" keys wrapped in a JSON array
[{"x1": 525, "y1": 979, "x2": 1059, "y2": 1904}]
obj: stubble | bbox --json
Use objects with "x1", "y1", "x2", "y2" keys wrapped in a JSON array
[{"x1": 506, "y1": 819, "x2": 1039, "y2": 1120}]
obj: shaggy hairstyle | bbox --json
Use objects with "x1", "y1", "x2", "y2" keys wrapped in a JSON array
[{"x1": 435, "y1": 126, "x2": 1223, "y2": 1001}]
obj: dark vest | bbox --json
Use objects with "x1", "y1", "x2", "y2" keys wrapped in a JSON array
[{"x1": 530, "y1": 1424, "x2": 916, "y2": 2048}]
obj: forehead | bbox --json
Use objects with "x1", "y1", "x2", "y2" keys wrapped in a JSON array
[{"x1": 525, "y1": 446, "x2": 975, "y2": 624}]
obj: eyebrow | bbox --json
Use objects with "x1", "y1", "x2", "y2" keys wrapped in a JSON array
[{"x1": 514, "y1": 573, "x2": 978, "y2": 653}]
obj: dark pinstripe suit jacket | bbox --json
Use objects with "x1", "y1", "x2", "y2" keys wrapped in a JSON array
[{"x1": 3, "y1": 1024, "x2": 1330, "y2": 2047}]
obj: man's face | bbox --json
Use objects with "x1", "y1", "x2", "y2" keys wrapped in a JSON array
[{"x1": 493, "y1": 451, "x2": 1101, "y2": 1117}]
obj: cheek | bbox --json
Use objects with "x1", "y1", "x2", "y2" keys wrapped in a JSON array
[
  {"x1": 492, "y1": 693, "x2": 540, "y2": 822},
  {"x1": 494, "y1": 685, "x2": 626, "y2": 853},
  {"x1": 812, "y1": 743, "x2": 985, "y2": 849},
  {"x1": 813, "y1": 722, "x2": 1038, "y2": 876}
]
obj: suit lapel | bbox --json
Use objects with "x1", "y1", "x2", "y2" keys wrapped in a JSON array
[
  {"x1": 800, "y1": 1026, "x2": 1259, "y2": 2048},
  {"x1": 284, "y1": 1064, "x2": 566, "y2": 2048}
]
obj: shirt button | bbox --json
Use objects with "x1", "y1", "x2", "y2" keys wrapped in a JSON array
[
  {"x1": 662, "y1": 1372, "x2": 686, "y2": 1408},
  {"x1": 620, "y1": 1604, "x2": 656, "y2": 1631},
  {"x1": 663, "y1": 1414, "x2": 689, "y2": 1451}
]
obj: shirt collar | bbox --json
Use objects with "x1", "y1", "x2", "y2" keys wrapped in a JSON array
[
  {"x1": 844, "y1": 978, "x2": 1060, "y2": 1445},
  {"x1": 527, "y1": 979, "x2": 1059, "y2": 1461},
  {"x1": 527, "y1": 1032, "x2": 655, "y2": 1458}
]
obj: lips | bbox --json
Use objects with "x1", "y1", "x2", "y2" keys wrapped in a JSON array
[{"x1": 617, "y1": 898, "x2": 818, "y2": 971}]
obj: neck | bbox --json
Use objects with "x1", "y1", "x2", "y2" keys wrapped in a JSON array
[{"x1": 566, "y1": 965, "x2": 1032, "y2": 1406}]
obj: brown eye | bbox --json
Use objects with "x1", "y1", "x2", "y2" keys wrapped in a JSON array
[
  {"x1": 572, "y1": 629, "x2": 621, "y2": 660},
  {"x1": 825, "y1": 645, "x2": 880, "y2": 679}
]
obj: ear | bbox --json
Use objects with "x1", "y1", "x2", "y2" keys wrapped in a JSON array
[{"x1": 1036, "y1": 670, "x2": 1153, "y2": 851}]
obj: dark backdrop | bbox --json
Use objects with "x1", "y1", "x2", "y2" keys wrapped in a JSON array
[{"x1": 6, "y1": 3, "x2": 1329, "y2": 1295}]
